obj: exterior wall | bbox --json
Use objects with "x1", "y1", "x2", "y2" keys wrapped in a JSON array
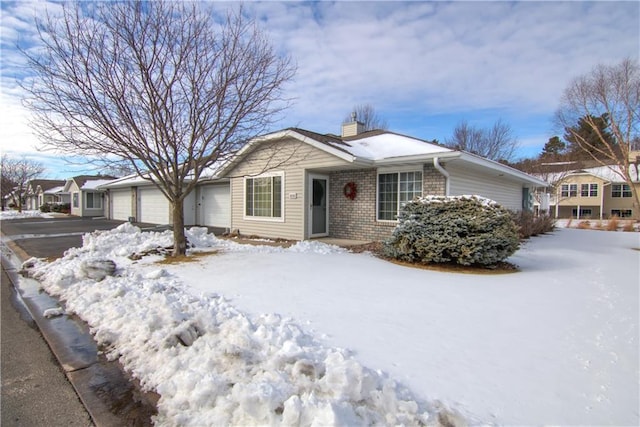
[
  {"x1": 328, "y1": 164, "x2": 447, "y2": 241},
  {"x1": 69, "y1": 182, "x2": 82, "y2": 216},
  {"x1": 602, "y1": 182, "x2": 639, "y2": 217},
  {"x1": 446, "y1": 162, "x2": 524, "y2": 211},
  {"x1": 227, "y1": 138, "x2": 350, "y2": 240},
  {"x1": 69, "y1": 181, "x2": 105, "y2": 217}
]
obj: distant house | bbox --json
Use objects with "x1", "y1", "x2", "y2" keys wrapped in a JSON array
[
  {"x1": 538, "y1": 161, "x2": 640, "y2": 219},
  {"x1": 64, "y1": 175, "x2": 116, "y2": 217},
  {"x1": 24, "y1": 179, "x2": 67, "y2": 210}
]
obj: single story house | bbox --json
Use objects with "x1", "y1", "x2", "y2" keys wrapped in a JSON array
[
  {"x1": 103, "y1": 119, "x2": 546, "y2": 241},
  {"x1": 213, "y1": 120, "x2": 548, "y2": 241},
  {"x1": 64, "y1": 175, "x2": 116, "y2": 217},
  {"x1": 24, "y1": 179, "x2": 66, "y2": 210}
]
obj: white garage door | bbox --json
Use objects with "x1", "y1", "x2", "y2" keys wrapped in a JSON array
[
  {"x1": 138, "y1": 187, "x2": 169, "y2": 224},
  {"x1": 111, "y1": 189, "x2": 132, "y2": 221},
  {"x1": 200, "y1": 185, "x2": 230, "y2": 227}
]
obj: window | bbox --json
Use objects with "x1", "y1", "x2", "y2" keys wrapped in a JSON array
[
  {"x1": 580, "y1": 183, "x2": 598, "y2": 197},
  {"x1": 85, "y1": 192, "x2": 102, "y2": 209},
  {"x1": 611, "y1": 184, "x2": 632, "y2": 198},
  {"x1": 244, "y1": 173, "x2": 283, "y2": 219},
  {"x1": 611, "y1": 209, "x2": 632, "y2": 218},
  {"x1": 561, "y1": 184, "x2": 577, "y2": 198},
  {"x1": 72, "y1": 192, "x2": 79, "y2": 208},
  {"x1": 377, "y1": 171, "x2": 423, "y2": 221},
  {"x1": 572, "y1": 208, "x2": 592, "y2": 217}
]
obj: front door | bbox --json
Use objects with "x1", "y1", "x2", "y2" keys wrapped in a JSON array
[{"x1": 309, "y1": 174, "x2": 329, "y2": 237}]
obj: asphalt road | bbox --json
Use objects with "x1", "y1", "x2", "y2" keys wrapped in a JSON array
[
  {"x1": 1, "y1": 216, "x2": 159, "y2": 426},
  {"x1": 0, "y1": 217, "x2": 129, "y2": 259},
  {"x1": 1, "y1": 264, "x2": 93, "y2": 426}
]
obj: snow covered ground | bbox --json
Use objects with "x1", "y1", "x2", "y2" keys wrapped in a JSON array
[
  {"x1": 0, "y1": 209, "x2": 52, "y2": 220},
  {"x1": 22, "y1": 224, "x2": 639, "y2": 426}
]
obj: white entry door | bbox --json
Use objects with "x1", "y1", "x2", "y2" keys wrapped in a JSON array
[{"x1": 308, "y1": 174, "x2": 329, "y2": 237}]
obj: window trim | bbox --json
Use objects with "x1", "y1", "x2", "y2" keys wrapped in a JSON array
[
  {"x1": 611, "y1": 183, "x2": 632, "y2": 198},
  {"x1": 561, "y1": 183, "x2": 578, "y2": 198},
  {"x1": 580, "y1": 183, "x2": 598, "y2": 197},
  {"x1": 84, "y1": 191, "x2": 103, "y2": 210},
  {"x1": 242, "y1": 171, "x2": 285, "y2": 222},
  {"x1": 376, "y1": 169, "x2": 423, "y2": 222},
  {"x1": 72, "y1": 192, "x2": 79, "y2": 208}
]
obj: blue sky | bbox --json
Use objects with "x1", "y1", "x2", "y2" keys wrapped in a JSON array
[{"x1": 1, "y1": 1, "x2": 638, "y2": 179}]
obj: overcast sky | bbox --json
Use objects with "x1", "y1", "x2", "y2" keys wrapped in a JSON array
[{"x1": 1, "y1": 1, "x2": 638, "y2": 179}]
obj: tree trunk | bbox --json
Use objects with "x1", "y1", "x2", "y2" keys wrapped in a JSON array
[{"x1": 171, "y1": 198, "x2": 187, "y2": 257}]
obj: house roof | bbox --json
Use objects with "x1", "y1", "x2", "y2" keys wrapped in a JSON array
[
  {"x1": 28, "y1": 179, "x2": 66, "y2": 193},
  {"x1": 64, "y1": 175, "x2": 117, "y2": 192},
  {"x1": 536, "y1": 164, "x2": 639, "y2": 184},
  {"x1": 219, "y1": 127, "x2": 547, "y2": 187},
  {"x1": 44, "y1": 185, "x2": 67, "y2": 194}
]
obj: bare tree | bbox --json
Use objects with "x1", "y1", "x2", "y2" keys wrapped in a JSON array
[
  {"x1": 21, "y1": 2, "x2": 295, "y2": 255},
  {"x1": 556, "y1": 58, "x2": 640, "y2": 218},
  {"x1": 343, "y1": 104, "x2": 388, "y2": 131},
  {"x1": 1, "y1": 154, "x2": 45, "y2": 212},
  {"x1": 445, "y1": 119, "x2": 519, "y2": 162}
]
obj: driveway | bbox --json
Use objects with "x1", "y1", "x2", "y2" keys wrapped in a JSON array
[{"x1": 0, "y1": 217, "x2": 153, "y2": 259}]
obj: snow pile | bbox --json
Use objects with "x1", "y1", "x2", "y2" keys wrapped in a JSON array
[
  {"x1": 25, "y1": 224, "x2": 444, "y2": 426},
  {"x1": 0, "y1": 210, "x2": 50, "y2": 220}
]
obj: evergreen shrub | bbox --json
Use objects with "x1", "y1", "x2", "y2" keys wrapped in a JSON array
[{"x1": 383, "y1": 195, "x2": 520, "y2": 266}]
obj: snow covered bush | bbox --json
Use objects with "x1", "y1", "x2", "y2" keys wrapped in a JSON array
[{"x1": 383, "y1": 195, "x2": 520, "y2": 266}]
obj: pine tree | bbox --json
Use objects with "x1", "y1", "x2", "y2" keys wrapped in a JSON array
[{"x1": 564, "y1": 114, "x2": 616, "y2": 160}]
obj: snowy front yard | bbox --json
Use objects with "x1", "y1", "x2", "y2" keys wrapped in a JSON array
[{"x1": 25, "y1": 225, "x2": 639, "y2": 426}]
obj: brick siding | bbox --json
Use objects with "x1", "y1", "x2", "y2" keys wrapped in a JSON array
[{"x1": 328, "y1": 164, "x2": 446, "y2": 241}]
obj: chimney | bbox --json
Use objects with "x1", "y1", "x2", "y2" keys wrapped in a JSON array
[{"x1": 341, "y1": 111, "x2": 365, "y2": 138}]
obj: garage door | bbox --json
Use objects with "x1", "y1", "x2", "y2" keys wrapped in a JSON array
[
  {"x1": 111, "y1": 189, "x2": 132, "y2": 221},
  {"x1": 200, "y1": 185, "x2": 230, "y2": 227},
  {"x1": 138, "y1": 187, "x2": 169, "y2": 224}
]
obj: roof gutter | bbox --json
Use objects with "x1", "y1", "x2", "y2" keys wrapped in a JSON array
[{"x1": 433, "y1": 157, "x2": 450, "y2": 195}]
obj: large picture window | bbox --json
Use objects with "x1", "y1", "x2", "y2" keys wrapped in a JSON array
[
  {"x1": 245, "y1": 173, "x2": 283, "y2": 219},
  {"x1": 377, "y1": 171, "x2": 422, "y2": 221},
  {"x1": 85, "y1": 192, "x2": 102, "y2": 209}
]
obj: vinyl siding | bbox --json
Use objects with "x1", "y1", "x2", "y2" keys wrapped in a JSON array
[
  {"x1": 447, "y1": 163, "x2": 524, "y2": 211},
  {"x1": 227, "y1": 138, "x2": 350, "y2": 240}
]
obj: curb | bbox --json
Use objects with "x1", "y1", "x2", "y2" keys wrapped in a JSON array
[{"x1": 1, "y1": 237, "x2": 157, "y2": 426}]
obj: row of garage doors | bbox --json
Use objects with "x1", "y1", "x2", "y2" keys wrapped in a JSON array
[{"x1": 109, "y1": 184, "x2": 230, "y2": 228}]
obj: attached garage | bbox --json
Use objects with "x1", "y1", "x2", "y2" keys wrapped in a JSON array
[
  {"x1": 138, "y1": 187, "x2": 170, "y2": 225},
  {"x1": 199, "y1": 184, "x2": 230, "y2": 228},
  {"x1": 110, "y1": 189, "x2": 133, "y2": 221}
]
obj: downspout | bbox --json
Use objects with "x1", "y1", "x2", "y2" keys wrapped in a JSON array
[{"x1": 433, "y1": 157, "x2": 450, "y2": 196}]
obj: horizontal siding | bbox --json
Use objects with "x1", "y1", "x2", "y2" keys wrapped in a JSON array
[
  {"x1": 447, "y1": 163, "x2": 523, "y2": 211},
  {"x1": 227, "y1": 138, "x2": 349, "y2": 240}
]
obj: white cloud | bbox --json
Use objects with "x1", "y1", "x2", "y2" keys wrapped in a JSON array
[{"x1": 0, "y1": 1, "x2": 638, "y2": 172}]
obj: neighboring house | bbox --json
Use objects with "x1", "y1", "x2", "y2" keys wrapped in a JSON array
[
  {"x1": 543, "y1": 164, "x2": 639, "y2": 219},
  {"x1": 64, "y1": 175, "x2": 116, "y2": 217},
  {"x1": 44, "y1": 185, "x2": 71, "y2": 205},
  {"x1": 24, "y1": 179, "x2": 67, "y2": 210},
  {"x1": 214, "y1": 120, "x2": 547, "y2": 241}
]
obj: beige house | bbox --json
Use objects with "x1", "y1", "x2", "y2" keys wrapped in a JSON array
[
  {"x1": 550, "y1": 165, "x2": 639, "y2": 219},
  {"x1": 214, "y1": 120, "x2": 547, "y2": 241},
  {"x1": 24, "y1": 179, "x2": 66, "y2": 210},
  {"x1": 64, "y1": 175, "x2": 116, "y2": 217}
]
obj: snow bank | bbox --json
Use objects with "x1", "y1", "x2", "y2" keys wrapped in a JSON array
[
  {"x1": 25, "y1": 224, "x2": 445, "y2": 426},
  {"x1": 0, "y1": 210, "x2": 50, "y2": 220}
]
